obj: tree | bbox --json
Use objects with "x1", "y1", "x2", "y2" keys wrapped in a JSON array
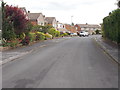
[
  {"x1": 5, "y1": 4, "x2": 28, "y2": 34},
  {"x1": 117, "y1": 0, "x2": 120, "y2": 8},
  {"x1": 2, "y1": 1, "x2": 16, "y2": 40}
]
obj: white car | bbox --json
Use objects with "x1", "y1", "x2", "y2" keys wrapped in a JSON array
[
  {"x1": 70, "y1": 33, "x2": 77, "y2": 36},
  {"x1": 79, "y1": 31, "x2": 89, "y2": 37}
]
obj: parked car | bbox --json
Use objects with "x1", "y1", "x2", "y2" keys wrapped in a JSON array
[
  {"x1": 79, "y1": 31, "x2": 89, "y2": 37},
  {"x1": 70, "y1": 33, "x2": 77, "y2": 36}
]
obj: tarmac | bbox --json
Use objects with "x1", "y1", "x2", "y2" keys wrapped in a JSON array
[{"x1": 0, "y1": 35, "x2": 119, "y2": 65}]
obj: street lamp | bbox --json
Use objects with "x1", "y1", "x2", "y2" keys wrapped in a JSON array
[{"x1": 71, "y1": 16, "x2": 73, "y2": 26}]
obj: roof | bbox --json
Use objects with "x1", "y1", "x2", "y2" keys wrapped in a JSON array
[
  {"x1": 77, "y1": 24, "x2": 100, "y2": 28},
  {"x1": 45, "y1": 17, "x2": 56, "y2": 24},
  {"x1": 28, "y1": 13, "x2": 42, "y2": 20},
  {"x1": 65, "y1": 24, "x2": 77, "y2": 33}
]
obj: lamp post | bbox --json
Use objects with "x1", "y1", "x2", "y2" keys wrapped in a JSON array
[{"x1": 71, "y1": 16, "x2": 73, "y2": 26}]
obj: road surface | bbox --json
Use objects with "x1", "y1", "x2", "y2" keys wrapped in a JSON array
[{"x1": 2, "y1": 36, "x2": 118, "y2": 88}]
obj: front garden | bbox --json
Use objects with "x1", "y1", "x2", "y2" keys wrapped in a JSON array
[{"x1": 1, "y1": 2, "x2": 69, "y2": 50}]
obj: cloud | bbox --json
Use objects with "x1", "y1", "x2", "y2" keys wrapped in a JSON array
[
  {"x1": 45, "y1": 2, "x2": 78, "y2": 11},
  {"x1": 3, "y1": 0, "x2": 117, "y2": 24}
]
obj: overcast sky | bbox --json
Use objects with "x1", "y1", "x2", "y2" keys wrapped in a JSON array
[{"x1": 3, "y1": 0, "x2": 117, "y2": 24}]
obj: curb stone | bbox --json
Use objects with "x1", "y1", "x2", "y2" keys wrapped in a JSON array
[
  {"x1": 93, "y1": 37, "x2": 119, "y2": 65},
  {"x1": 1, "y1": 51, "x2": 32, "y2": 65}
]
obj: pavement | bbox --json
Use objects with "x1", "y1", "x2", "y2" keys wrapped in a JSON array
[
  {"x1": 2, "y1": 36, "x2": 118, "y2": 88},
  {"x1": 93, "y1": 35, "x2": 119, "y2": 64}
]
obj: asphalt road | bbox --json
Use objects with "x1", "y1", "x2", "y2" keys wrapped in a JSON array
[{"x1": 2, "y1": 36, "x2": 118, "y2": 88}]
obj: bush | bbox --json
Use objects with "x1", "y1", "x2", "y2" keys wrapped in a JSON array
[
  {"x1": 95, "y1": 30, "x2": 100, "y2": 34},
  {"x1": 19, "y1": 33, "x2": 26, "y2": 40},
  {"x1": 56, "y1": 31, "x2": 60, "y2": 37},
  {"x1": 103, "y1": 9, "x2": 120, "y2": 43},
  {"x1": 4, "y1": 4, "x2": 28, "y2": 34},
  {"x1": 28, "y1": 32, "x2": 36, "y2": 42},
  {"x1": 61, "y1": 33, "x2": 68, "y2": 37},
  {"x1": 2, "y1": 39, "x2": 20, "y2": 47},
  {"x1": 21, "y1": 36, "x2": 30, "y2": 45},
  {"x1": 48, "y1": 28, "x2": 57, "y2": 38},
  {"x1": 35, "y1": 32, "x2": 45, "y2": 41},
  {"x1": 44, "y1": 33, "x2": 52, "y2": 39}
]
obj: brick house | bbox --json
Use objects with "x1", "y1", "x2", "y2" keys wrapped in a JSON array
[
  {"x1": 45, "y1": 17, "x2": 57, "y2": 29},
  {"x1": 75, "y1": 23, "x2": 101, "y2": 35},
  {"x1": 28, "y1": 13, "x2": 45, "y2": 26},
  {"x1": 65, "y1": 24, "x2": 77, "y2": 34}
]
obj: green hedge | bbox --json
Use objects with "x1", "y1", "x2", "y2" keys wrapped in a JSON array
[{"x1": 102, "y1": 9, "x2": 120, "y2": 43}]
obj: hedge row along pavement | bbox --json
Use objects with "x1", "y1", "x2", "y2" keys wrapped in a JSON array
[{"x1": 102, "y1": 9, "x2": 120, "y2": 44}]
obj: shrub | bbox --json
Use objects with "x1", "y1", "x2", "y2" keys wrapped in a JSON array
[
  {"x1": 61, "y1": 33, "x2": 68, "y2": 37},
  {"x1": 2, "y1": 39, "x2": 20, "y2": 47},
  {"x1": 103, "y1": 9, "x2": 120, "y2": 43},
  {"x1": 4, "y1": 4, "x2": 28, "y2": 34},
  {"x1": 56, "y1": 31, "x2": 60, "y2": 37},
  {"x1": 35, "y1": 32, "x2": 45, "y2": 41},
  {"x1": 19, "y1": 33, "x2": 26, "y2": 40},
  {"x1": 95, "y1": 30, "x2": 100, "y2": 34},
  {"x1": 28, "y1": 32, "x2": 36, "y2": 42},
  {"x1": 21, "y1": 36, "x2": 30, "y2": 45},
  {"x1": 44, "y1": 33, "x2": 52, "y2": 39},
  {"x1": 48, "y1": 28, "x2": 57, "y2": 38}
]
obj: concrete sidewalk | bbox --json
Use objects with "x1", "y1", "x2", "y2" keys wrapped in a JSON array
[
  {"x1": 94, "y1": 35, "x2": 119, "y2": 64},
  {"x1": 1, "y1": 37, "x2": 70, "y2": 65}
]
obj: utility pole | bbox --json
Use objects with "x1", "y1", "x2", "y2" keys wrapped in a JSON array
[{"x1": 71, "y1": 16, "x2": 73, "y2": 26}]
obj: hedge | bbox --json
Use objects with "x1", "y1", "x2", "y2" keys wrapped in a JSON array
[{"x1": 102, "y1": 9, "x2": 120, "y2": 44}]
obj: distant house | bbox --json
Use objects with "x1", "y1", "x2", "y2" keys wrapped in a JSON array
[
  {"x1": 28, "y1": 13, "x2": 45, "y2": 26},
  {"x1": 45, "y1": 17, "x2": 57, "y2": 29},
  {"x1": 57, "y1": 21, "x2": 68, "y2": 33},
  {"x1": 75, "y1": 23, "x2": 101, "y2": 35},
  {"x1": 65, "y1": 24, "x2": 77, "y2": 34}
]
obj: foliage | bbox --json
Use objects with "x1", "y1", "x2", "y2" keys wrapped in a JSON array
[
  {"x1": 19, "y1": 33, "x2": 26, "y2": 40},
  {"x1": 117, "y1": 0, "x2": 120, "y2": 8},
  {"x1": 4, "y1": 4, "x2": 28, "y2": 34},
  {"x1": 21, "y1": 36, "x2": 30, "y2": 45},
  {"x1": 61, "y1": 33, "x2": 68, "y2": 37},
  {"x1": 2, "y1": 2, "x2": 16, "y2": 41},
  {"x1": 26, "y1": 21, "x2": 33, "y2": 33},
  {"x1": 102, "y1": 9, "x2": 120, "y2": 43},
  {"x1": 35, "y1": 32, "x2": 45, "y2": 41},
  {"x1": 48, "y1": 28, "x2": 57, "y2": 38},
  {"x1": 56, "y1": 31, "x2": 60, "y2": 37},
  {"x1": 28, "y1": 32, "x2": 36, "y2": 42},
  {"x1": 0, "y1": 5, "x2": 2, "y2": 30},
  {"x1": 44, "y1": 33, "x2": 52, "y2": 39},
  {"x1": 95, "y1": 30, "x2": 100, "y2": 34},
  {"x1": 2, "y1": 39, "x2": 20, "y2": 47},
  {"x1": 32, "y1": 25, "x2": 42, "y2": 32},
  {"x1": 32, "y1": 25, "x2": 53, "y2": 33}
]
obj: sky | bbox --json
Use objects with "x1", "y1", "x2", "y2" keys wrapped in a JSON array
[{"x1": 3, "y1": 0, "x2": 118, "y2": 25}]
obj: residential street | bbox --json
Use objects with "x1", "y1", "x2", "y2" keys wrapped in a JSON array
[{"x1": 2, "y1": 36, "x2": 118, "y2": 88}]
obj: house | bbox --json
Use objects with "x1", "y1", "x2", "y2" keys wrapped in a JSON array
[
  {"x1": 65, "y1": 24, "x2": 77, "y2": 34},
  {"x1": 45, "y1": 17, "x2": 57, "y2": 29},
  {"x1": 57, "y1": 21, "x2": 69, "y2": 33},
  {"x1": 28, "y1": 13, "x2": 45, "y2": 26},
  {"x1": 75, "y1": 23, "x2": 101, "y2": 35}
]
